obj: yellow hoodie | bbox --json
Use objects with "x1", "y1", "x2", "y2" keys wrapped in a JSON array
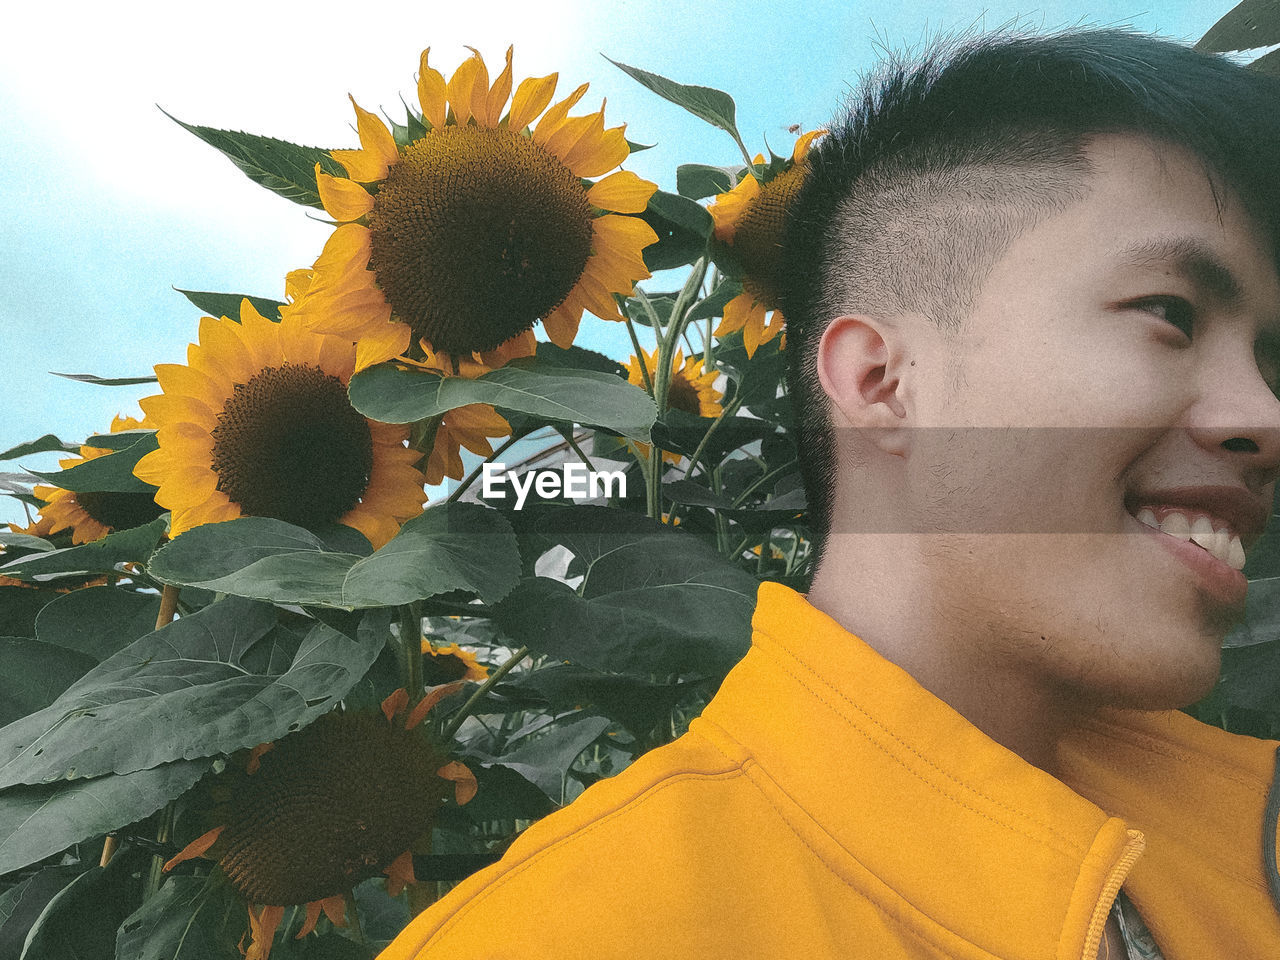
[{"x1": 379, "y1": 582, "x2": 1280, "y2": 959}]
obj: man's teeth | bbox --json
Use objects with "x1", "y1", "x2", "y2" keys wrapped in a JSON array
[{"x1": 1134, "y1": 507, "x2": 1246, "y2": 571}]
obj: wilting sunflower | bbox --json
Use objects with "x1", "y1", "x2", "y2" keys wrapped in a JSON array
[
  {"x1": 707, "y1": 130, "x2": 825, "y2": 357},
  {"x1": 624, "y1": 346, "x2": 722, "y2": 464},
  {"x1": 133, "y1": 301, "x2": 425, "y2": 548},
  {"x1": 422, "y1": 640, "x2": 489, "y2": 684},
  {"x1": 296, "y1": 46, "x2": 660, "y2": 370},
  {"x1": 32, "y1": 415, "x2": 165, "y2": 544},
  {"x1": 165, "y1": 689, "x2": 476, "y2": 960}
]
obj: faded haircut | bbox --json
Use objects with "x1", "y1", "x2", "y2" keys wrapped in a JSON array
[{"x1": 778, "y1": 27, "x2": 1280, "y2": 564}]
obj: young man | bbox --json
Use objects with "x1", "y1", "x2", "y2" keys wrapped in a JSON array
[{"x1": 381, "y1": 29, "x2": 1280, "y2": 959}]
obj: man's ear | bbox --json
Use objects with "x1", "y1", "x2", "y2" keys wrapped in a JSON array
[{"x1": 817, "y1": 315, "x2": 910, "y2": 456}]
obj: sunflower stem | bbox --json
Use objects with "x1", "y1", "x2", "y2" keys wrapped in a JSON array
[
  {"x1": 441, "y1": 646, "x2": 530, "y2": 743},
  {"x1": 143, "y1": 802, "x2": 176, "y2": 900},
  {"x1": 562, "y1": 430, "x2": 598, "y2": 474},
  {"x1": 623, "y1": 313, "x2": 654, "y2": 395},
  {"x1": 345, "y1": 890, "x2": 365, "y2": 946},
  {"x1": 445, "y1": 434, "x2": 525, "y2": 503},
  {"x1": 667, "y1": 395, "x2": 742, "y2": 527},
  {"x1": 104, "y1": 584, "x2": 180, "y2": 872},
  {"x1": 399, "y1": 603, "x2": 423, "y2": 701}
]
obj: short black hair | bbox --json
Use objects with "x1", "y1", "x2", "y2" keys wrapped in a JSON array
[{"x1": 778, "y1": 28, "x2": 1280, "y2": 565}]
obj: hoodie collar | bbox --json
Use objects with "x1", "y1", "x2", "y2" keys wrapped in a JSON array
[{"x1": 699, "y1": 581, "x2": 1280, "y2": 958}]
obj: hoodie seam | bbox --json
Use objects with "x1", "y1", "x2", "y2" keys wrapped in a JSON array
[
  {"x1": 735, "y1": 754, "x2": 991, "y2": 960},
  {"x1": 421, "y1": 764, "x2": 745, "y2": 950},
  {"x1": 1076, "y1": 716, "x2": 1268, "y2": 792},
  {"x1": 751, "y1": 631, "x2": 1085, "y2": 858}
]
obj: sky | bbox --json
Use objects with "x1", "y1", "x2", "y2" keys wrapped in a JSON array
[{"x1": 0, "y1": 0, "x2": 1242, "y2": 526}]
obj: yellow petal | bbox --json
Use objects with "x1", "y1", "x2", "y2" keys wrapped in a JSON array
[
  {"x1": 353, "y1": 320, "x2": 412, "y2": 374},
  {"x1": 508, "y1": 72, "x2": 557, "y2": 131},
  {"x1": 315, "y1": 165, "x2": 374, "y2": 222},
  {"x1": 342, "y1": 508, "x2": 401, "y2": 550},
  {"x1": 542, "y1": 111, "x2": 598, "y2": 167},
  {"x1": 715, "y1": 291, "x2": 753, "y2": 338},
  {"x1": 295, "y1": 901, "x2": 324, "y2": 940},
  {"x1": 437, "y1": 760, "x2": 478, "y2": 805},
  {"x1": 138, "y1": 392, "x2": 219, "y2": 432},
  {"x1": 418, "y1": 48, "x2": 448, "y2": 129},
  {"x1": 154, "y1": 362, "x2": 229, "y2": 406},
  {"x1": 533, "y1": 82, "x2": 589, "y2": 145},
  {"x1": 195, "y1": 316, "x2": 255, "y2": 383},
  {"x1": 542, "y1": 299, "x2": 583, "y2": 349},
  {"x1": 481, "y1": 46, "x2": 513, "y2": 128},
  {"x1": 586, "y1": 170, "x2": 656, "y2": 214},
  {"x1": 351, "y1": 95, "x2": 399, "y2": 175},
  {"x1": 793, "y1": 128, "x2": 826, "y2": 161},
  {"x1": 592, "y1": 212, "x2": 660, "y2": 255},
  {"x1": 162, "y1": 825, "x2": 224, "y2": 872},
  {"x1": 382, "y1": 850, "x2": 417, "y2": 898},
  {"x1": 742, "y1": 302, "x2": 770, "y2": 358},
  {"x1": 331, "y1": 148, "x2": 383, "y2": 184},
  {"x1": 447, "y1": 52, "x2": 483, "y2": 125}
]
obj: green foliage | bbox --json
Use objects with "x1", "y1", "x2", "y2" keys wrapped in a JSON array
[
  {"x1": 0, "y1": 436, "x2": 78, "y2": 460},
  {"x1": 26, "y1": 431, "x2": 158, "y2": 493},
  {"x1": 116, "y1": 875, "x2": 244, "y2": 960},
  {"x1": 162, "y1": 109, "x2": 347, "y2": 208},
  {"x1": 148, "y1": 507, "x2": 520, "y2": 608},
  {"x1": 348, "y1": 363, "x2": 657, "y2": 442},
  {"x1": 0, "y1": 518, "x2": 167, "y2": 579},
  {"x1": 175, "y1": 288, "x2": 286, "y2": 321}
]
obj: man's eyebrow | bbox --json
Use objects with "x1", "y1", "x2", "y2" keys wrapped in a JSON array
[{"x1": 1113, "y1": 236, "x2": 1244, "y2": 308}]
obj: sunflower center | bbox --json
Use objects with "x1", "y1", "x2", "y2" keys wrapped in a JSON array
[
  {"x1": 210, "y1": 364, "x2": 373, "y2": 528},
  {"x1": 74, "y1": 491, "x2": 166, "y2": 532},
  {"x1": 218, "y1": 711, "x2": 450, "y2": 906},
  {"x1": 368, "y1": 126, "x2": 595, "y2": 356},
  {"x1": 665, "y1": 375, "x2": 702, "y2": 416},
  {"x1": 730, "y1": 163, "x2": 809, "y2": 310},
  {"x1": 422, "y1": 651, "x2": 469, "y2": 685}
]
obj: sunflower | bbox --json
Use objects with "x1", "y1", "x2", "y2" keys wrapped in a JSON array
[
  {"x1": 295, "y1": 46, "x2": 660, "y2": 371},
  {"x1": 707, "y1": 129, "x2": 825, "y2": 357},
  {"x1": 32, "y1": 415, "x2": 165, "y2": 544},
  {"x1": 624, "y1": 346, "x2": 722, "y2": 464},
  {"x1": 133, "y1": 300, "x2": 426, "y2": 548},
  {"x1": 164, "y1": 689, "x2": 476, "y2": 960},
  {"x1": 421, "y1": 640, "x2": 489, "y2": 684}
]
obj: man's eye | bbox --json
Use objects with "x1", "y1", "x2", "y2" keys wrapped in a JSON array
[{"x1": 1133, "y1": 296, "x2": 1195, "y2": 339}]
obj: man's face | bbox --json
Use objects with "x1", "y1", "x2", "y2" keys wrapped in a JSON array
[{"x1": 906, "y1": 133, "x2": 1280, "y2": 710}]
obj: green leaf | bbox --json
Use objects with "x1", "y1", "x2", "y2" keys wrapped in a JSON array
[
  {"x1": 47, "y1": 372, "x2": 158, "y2": 386},
  {"x1": 676, "y1": 163, "x2": 735, "y2": 200},
  {"x1": 148, "y1": 507, "x2": 521, "y2": 608},
  {"x1": 0, "y1": 518, "x2": 167, "y2": 580},
  {"x1": 0, "y1": 865, "x2": 83, "y2": 957},
  {"x1": 0, "y1": 436, "x2": 78, "y2": 461},
  {"x1": 472, "y1": 715, "x2": 611, "y2": 803},
  {"x1": 20, "y1": 846, "x2": 147, "y2": 959},
  {"x1": 34, "y1": 586, "x2": 162, "y2": 661},
  {"x1": 0, "y1": 597, "x2": 386, "y2": 787},
  {"x1": 0, "y1": 638, "x2": 97, "y2": 726},
  {"x1": 505, "y1": 664, "x2": 698, "y2": 737},
  {"x1": 26, "y1": 432, "x2": 158, "y2": 493},
  {"x1": 688, "y1": 277, "x2": 743, "y2": 322},
  {"x1": 80, "y1": 429, "x2": 153, "y2": 452},
  {"x1": 115, "y1": 875, "x2": 244, "y2": 960},
  {"x1": 175, "y1": 288, "x2": 286, "y2": 321},
  {"x1": 0, "y1": 587, "x2": 61, "y2": 638},
  {"x1": 348, "y1": 364, "x2": 657, "y2": 442},
  {"x1": 1196, "y1": 0, "x2": 1280, "y2": 51},
  {"x1": 527, "y1": 342, "x2": 626, "y2": 377},
  {"x1": 0, "y1": 532, "x2": 53, "y2": 552},
  {"x1": 0, "y1": 761, "x2": 207, "y2": 875},
  {"x1": 605, "y1": 57, "x2": 742, "y2": 141},
  {"x1": 495, "y1": 505, "x2": 756, "y2": 675},
  {"x1": 1251, "y1": 45, "x2": 1280, "y2": 74},
  {"x1": 1226, "y1": 576, "x2": 1280, "y2": 647},
  {"x1": 638, "y1": 190, "x2": 713, "y2": 272},
  {"x1": 341, "y1": 504, "x2": 521, "y2": 606},
  {"x1": 625, "y1": 138, "x2": 656, "y2": 154},
  {"x1": 162, "y1": 109, "x2": 348, "y2": 208}
]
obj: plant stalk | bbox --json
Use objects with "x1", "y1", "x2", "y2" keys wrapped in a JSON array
[{"x1": 441, "y1": 646, "x2": 530, "y2": 742}]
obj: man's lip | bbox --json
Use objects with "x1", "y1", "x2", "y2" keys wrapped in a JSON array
[{"x1": 1123, "y1": 485, "x2": 1271, "y2": 549}]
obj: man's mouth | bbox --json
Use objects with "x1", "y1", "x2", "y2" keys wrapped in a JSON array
[{"x1": 1128, "y1": 505, "x2": 1246, "y2": 570}]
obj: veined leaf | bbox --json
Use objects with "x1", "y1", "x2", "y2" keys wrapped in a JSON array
[
  {"x1": 1196, "y1": 0, "x2": 1280, "y2": 51},
  {"x1": 606, "y1": 57, "x2": 742, "y2": 142},
  {"x1": 175, "y1": 288, "x2": 286, "y2": 321},
  {"x1": 348, "y1": 364, "x2": 656, "y2": 442},
  {"x1": 25, "y1": 432, "x2": 158, "y2": 493},
  {"x1": 0, "y1": 638, "x2": 97, "y2": 726},
  {"x1": 0, "y1": 597, "x2": 386, "y2": 787},
  {"x1": 0, "y1": 436, "x2": 78, "y2": 461},
  {"x1": 163, "y1": 109, "x2": 347, "y2": 208},
  {"x1": 47, "y1": 372, "x2": 157, "y2": 386},
  {"x1": 0, "y1": 761, "x2": 206, "y2": 875},
  {"x1": 147, "y1": 506, "x2": 520, "y2": 608},
  {"x1": 0, "y1": 518, "x2": 167, "y2": 580},
  {"x1": 115, "y1": 875, "x2": 244, "y2": 960}
]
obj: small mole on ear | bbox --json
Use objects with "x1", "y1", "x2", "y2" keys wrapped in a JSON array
[{"x1": 910, "y1": 361, "x2": 916, "y2": 366}]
